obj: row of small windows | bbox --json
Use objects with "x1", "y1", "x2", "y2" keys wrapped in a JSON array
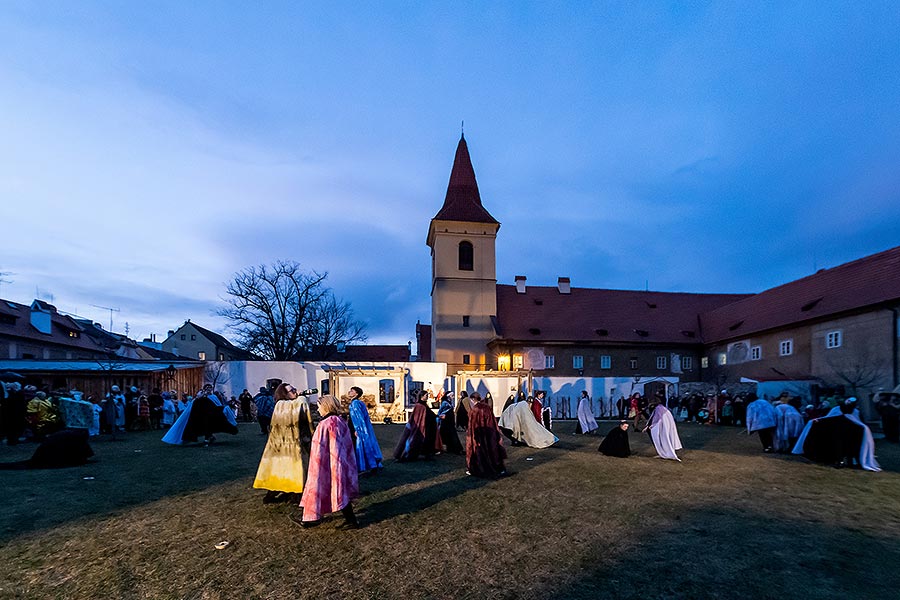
[
  {"x1": 715, "y1": 330, "x2": 843, "y2": 365},
  {"x1": 541, "y1": 354, "x2": 693, "y2": 371}
]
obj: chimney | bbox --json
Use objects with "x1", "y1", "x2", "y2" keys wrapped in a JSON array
[
  {"x1": 557, "y1": 277, "x2": 571, "y2": 294},
  {"x1": 167, "y1": 330, "x2": 175, "y2": 338},
  {"x1": 515, "y1": 275, "x2": 527, "y2": 294},
  {"x1": 29, "y1": 300, "x2": 52, "y2": 335}
]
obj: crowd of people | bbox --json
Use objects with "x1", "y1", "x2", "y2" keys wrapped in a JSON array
[{"x1": 4, "y1": 371, "x2": 898, "y2": 526}]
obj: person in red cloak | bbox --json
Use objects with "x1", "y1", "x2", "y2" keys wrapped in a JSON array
[
  {"x1": 531, "y1": 390, "x2": 546, "y2": 424},
  {"x1": 393, "y1": 389, "x2": 440, "y2": 461},
  {"x1": 466, "y1": 392, "x2": 507, "y2": 478}
]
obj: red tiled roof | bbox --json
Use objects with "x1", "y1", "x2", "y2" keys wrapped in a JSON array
[
  {"x1": 700, "y1": 245, "x2": 900, "y2": 343},
  {"x1": 432, "y1": 135, "x2": 499, "y2": 224},
  {"x1": 0, "y1": 298, "x2": 111, "y2": 354},
  {"x1": 495, "y1": 285, "x2": 749, "y2": 345},
  {"x1": 333, "y1": 345, "x2": 410, "y2": 362}
]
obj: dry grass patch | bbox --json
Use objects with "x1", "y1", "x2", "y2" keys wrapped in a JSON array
[{"x1": 1, "y1": 421, "x2": 899, "y2": 599}]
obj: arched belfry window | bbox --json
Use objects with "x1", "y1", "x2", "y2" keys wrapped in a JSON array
[{"x1": 458, "y1": 241, "x2": 474, "y2": 271}]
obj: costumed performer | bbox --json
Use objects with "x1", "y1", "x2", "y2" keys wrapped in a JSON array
[
  {"x1": 746, "y1": 394, "x2": 778, "y2": 453},
  {"x1": 346, "y1": 386, "x2": 384, "y2": 473},
  {"x1": 295, "y1": 394, "x2": 359, "y2": 529},
  {"x1": 792, "y1": 399, "x2": 880, "y2": 471},
  {"x1": 465, "y1": 392, "x2": 507, "y2": 477},
  {"x1": 162, "y1": 387, "x2": 238, "y2": 446},
  {"x1": 598, "y1": 421, "x2": 631, "y2": 457},
  {"x1": 437, "y1": 391, "x2": 464, "y2": 455},
  {"x1": 393, "y1": 389, "x2": 440, "y2": 461},
  {"x1": 532, "y1": 390, "x2": 546, "y2": 424},
  {"x1": 644, "y1": 401, "x2": 682, "y2": 461},
  {"x1": 254, "y1": 383, "x2": 314, "y2": 503},
  {"x1": 455, "y1": 391, "x2": 471, "y2": 432},
  {"x1": 774, "y1": 400, "x2": 805, "y2": 453},
  {"x1": 575, "y1": 391, "x2": 599, "y2": 435},
  {"x1": 498, "y1": 396, "x2": 558, "y2": 449}
]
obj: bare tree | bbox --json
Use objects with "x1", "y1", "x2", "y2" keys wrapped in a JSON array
[
  {"x1": 218, "y1": 260, "x2": 367, "y2": 360},
  {"x1": 825, "y1": 344, "x2": 890, "y2": 399},
  {"x1": 305, "y1": 294, "x2": 368, "y2": 360},
  {"x1": 204, "y1": 361, "x2": 231, "y2": 390}
]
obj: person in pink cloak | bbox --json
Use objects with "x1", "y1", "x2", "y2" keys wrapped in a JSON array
[{"x1": 293, "y1": 395, "x2": 359, "y2": 529}]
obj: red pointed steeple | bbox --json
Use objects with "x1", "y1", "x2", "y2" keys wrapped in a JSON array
[{"x1": 433, "y1": 134, "x2": 499, "y2": 224}]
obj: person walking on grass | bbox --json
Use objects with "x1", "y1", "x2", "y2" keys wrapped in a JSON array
[
  {"x1": 575, "y1": 390, "x2": 599, "y2": 435},
  {"x1": 346, "y1": 386, "x2": 384, "y2": 473},
  {"x1": 746, "y1": 393, "x2": 778, "y2": 453},
  {"x1": 254, "y1": 386, "x2": 275, "y2": 435},
  {"x1": 254, "y1": 383, "x2": 314, "y2": 504},
  {"x1": 466, "y1": 392, "x2": 507, "y2": 478},
  {"x1": 644, "y1": 399, "x2": 683, "y2": 461},
  {"x1": 293, "y1": 394, "x2": 359, "y2": 529}
]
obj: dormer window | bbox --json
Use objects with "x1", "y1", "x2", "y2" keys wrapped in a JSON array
[{"x1": 458, "y1": 241, "x2": 474, "y2": 271}]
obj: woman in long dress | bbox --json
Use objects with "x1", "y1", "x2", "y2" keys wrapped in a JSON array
[{"x1": 253, "y1": 383, "x2": 314, "y2": 503}]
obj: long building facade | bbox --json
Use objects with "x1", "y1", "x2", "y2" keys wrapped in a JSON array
[{"x1": 427, "y1": 135, "x2": 900, "y2": 408}]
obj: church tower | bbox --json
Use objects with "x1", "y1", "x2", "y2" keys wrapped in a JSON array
[{"x1": 427, "y1": 134, "x2": 500, "y2": 371}]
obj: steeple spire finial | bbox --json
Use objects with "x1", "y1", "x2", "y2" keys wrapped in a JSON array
[{"x1": 461, "y1": 120, "x2": 464, "y2": 139}]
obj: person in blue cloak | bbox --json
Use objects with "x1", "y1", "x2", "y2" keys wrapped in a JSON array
[
  {"x1": 346, "y1": 386, "x2": 383, "y2": 473},
  {"x1": 746, "y1": 393, "x2": 778, "y2": 453}
]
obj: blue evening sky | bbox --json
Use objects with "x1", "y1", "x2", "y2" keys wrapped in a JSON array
[{"x1": 1, "y1": 2, "x2": 899, "y2": 345}]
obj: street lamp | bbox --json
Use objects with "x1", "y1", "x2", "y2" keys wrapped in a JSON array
[{"x1": 164, "y1": 364, "x2": 177, "y2": 385}]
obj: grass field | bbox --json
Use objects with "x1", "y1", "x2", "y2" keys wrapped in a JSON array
[{"x1": 1, "y1": 420, "x2": 899, "y2": 600}]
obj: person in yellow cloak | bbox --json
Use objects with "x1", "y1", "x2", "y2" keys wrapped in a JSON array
[{"x1": 253, "y1": 383, "x2": 314, "y2": 503}]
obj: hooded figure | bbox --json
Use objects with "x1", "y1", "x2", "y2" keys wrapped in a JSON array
[
  {"x1": 162, "y1": 389, "x2": 238, "y2": 446},
  {"x1": 575, "y1": 391, "x2": 599, "y2": 435},
  {"x1": 498, "y1": 398, "x2": 558, "y2": 449},
  {"x1": 393, "y1": 389, "x2": 440, "y2": 461},
  {"x1": 346, "y1": 386, "x2": 384, "y2": 473},
  {"x1": 774, "y1": 402, "x2": 805, "y2": 452},
  {"x1": 455, "y1": 391, "x2": 470, "y2": 431},
  {"x1": 746, "y1": 395, "x2": 778, "y2": 452},
  {"x1": 253, "y1": 383, "x2": 314, "y2": 502},
  {"x1": 297, "y1": 395, "x2": 359, "y2": 529},
  {"x1": 465, "y1": 393, "x2": 507, "y2": 478},
  {"x1": 644, "y1": 403, "x2": 682, "y2": 461},
  {"x1": 598, "y1": 422, "x2": 631, "y2": 457},
  {"x1": 0, "y1": 429, "x2": 94, "y2": 469},
  {"x1": 793, "y1": 400, "x2": 880, "y2": 471},
  {"x1": 437, "y1": 391, "x2": 463, "y2": 455}
]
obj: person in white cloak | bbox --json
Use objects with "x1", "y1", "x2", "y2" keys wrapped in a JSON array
[
  {"x1": 824, "y1": 397, "x2": 860, "y2": 419},
  {"x1": 575, "y1": 391, "x2": 599, "y2": 435},
  {"x1": 498, "y1": 398, "x2": 558, "y2": 449},
  {"x1": 643, "y1": 402, "x2": 682, "y2": 461},
  {"x1": 792, "y1": 400, "x2": 881, "y2": 472},
  {"x1": 746, "y1": 394, "x2": 778, "y2": 453},
  {"x1": 774, "y1": 400, "x2": 805, "y2": 453}
]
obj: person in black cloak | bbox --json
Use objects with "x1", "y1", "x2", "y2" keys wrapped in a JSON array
[
  {"x1": 1, "y1": 380, "x2": 27, "y2": 446},
  {"x1": 0, "y1": 429, "x2": 94, "y2": 469},
  {"x1": 455, "y1": 391, "x2": 470, "y2": 432},
  {"x1": 437, "y1": 392, "x2": 464, "y2": 455},
  {"x1": 598, "y1": 421, "x2": 631, "y2": 457},
  {"x1": 801, "y1": 401, "x2": 866, "y2": 467}
]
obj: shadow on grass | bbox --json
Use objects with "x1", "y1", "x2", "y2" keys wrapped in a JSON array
[
  {"x1": 358, "y1": 472, "x2": 491, "y2": 526},
  {"x1": 536, "y1": 504, "x2": 900, "y2": 600}
]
